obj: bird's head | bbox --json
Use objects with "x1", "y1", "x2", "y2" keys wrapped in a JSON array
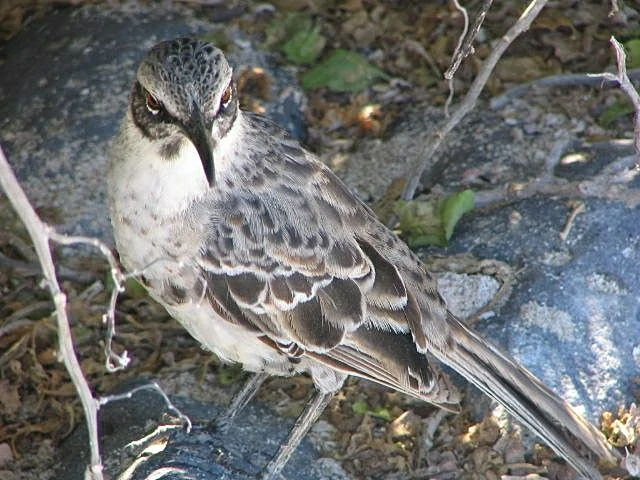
[{"x1": 131, "y1": 38, "x2": 238, "y2": 186}]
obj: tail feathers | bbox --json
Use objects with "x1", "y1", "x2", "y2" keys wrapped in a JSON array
[{"x1": 435, "y1": 312, "x2": 619, "y2": 480}]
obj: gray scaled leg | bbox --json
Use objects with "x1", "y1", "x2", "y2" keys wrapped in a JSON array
[
  {"x1": 217, "y1": 371, "x2": 269, "y2": 433},
  {"x1": 262, "y1": 390, "x2": 335, "y2": 480}
]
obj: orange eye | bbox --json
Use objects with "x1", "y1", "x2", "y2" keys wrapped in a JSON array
[
  {"x1": 220, "y1": 84, "x2": 232, "y2": 107},
  {"x1": 145, "y1": 91, "x2": 161, "y2": 114}
]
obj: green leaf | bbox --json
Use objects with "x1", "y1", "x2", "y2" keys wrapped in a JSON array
[
  {"x1": 282, "y1": 25, "x2": 326, "y2": 65},
  {"x1": 598, "y1": 100, "x2": 635, "y2": 127},
  {"x1": 124, "y1": 277, "x2": 148, "y2": 298},
  {"x1": 266, "y1": 12, "x2": 308, "y2": 47},
  {"x1": 302, "y1": 49, "x2": 388, "y2": 92},
  {"x1": 394, "y1": 198, "x2": 445, "y2": 247},
  {"x1": 369, "y1": 407, "x2": 392, "y2": 421},
  {"x1": 624, "y1": 38, "x2": 640, "y2": 69},
  {"x1": 394, "y1": 190, "x2": 475, "y2": 248},
  {"x1": 351, "y1": 400, "x2": 392, "y2": 421},
  {"x1": 265, "y1": 12, "x2": 326, "y2": 65},
  {"x1": 352, "y1": 400, "x2": 369, "y2": 415},
  {"x1": 441, "y1": 190, "x2": 475, "y2": 242}
]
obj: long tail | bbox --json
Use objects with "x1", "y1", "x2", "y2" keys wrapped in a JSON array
[{"x1": 433, "y1": 312, "x2": 619, "y2": 480}]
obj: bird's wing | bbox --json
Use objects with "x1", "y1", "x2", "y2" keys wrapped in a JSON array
[
  {"x1": 195, "y1": 123, "x2": 459, "y2": 409},
  {"x1": 197, "y1": 116, "x2": 618, "y2": 479}
]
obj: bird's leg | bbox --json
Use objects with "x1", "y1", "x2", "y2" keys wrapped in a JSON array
[
  {"x1": 216, "y1": 371, "x2": 269, "y2": 433},
  {"x1": 262, "y1": 390, "x2": 335, "y2": 480}
]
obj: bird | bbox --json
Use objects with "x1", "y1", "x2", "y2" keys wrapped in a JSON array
[{"x1": 108, "y1": 38, "x2": 619, "y2": 480}]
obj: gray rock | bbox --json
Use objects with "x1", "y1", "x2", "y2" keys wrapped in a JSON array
[
  {"x1": 437, "y1": 194, "x2": 639, "y2": 421},
  {"x1": 56, "y1": 380, "x2": 350, "y2": 480}
]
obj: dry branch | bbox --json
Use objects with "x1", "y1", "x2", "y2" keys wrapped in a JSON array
[
  {"x1": 0, "y1": 145, "x2": 105, "y2": 480},
  {"x1": 400, "y1": 0, "x2": 548, "y2": 202},
  {"x1": 594, "y1": 37, "x2": 640, "y2": 163}
]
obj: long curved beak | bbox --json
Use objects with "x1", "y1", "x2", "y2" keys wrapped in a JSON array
[{"x1": 186, "y1": 107, "x2": 215, "y2": 187}]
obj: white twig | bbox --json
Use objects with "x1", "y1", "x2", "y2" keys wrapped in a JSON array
[
  {"x1": 0, "y1": 145, "x2": 104, "y2": 480},
  {"x1": 444, "y1": 0, "x2": 469, "y2": 116},
  {"x1": 38, "y1": 232, "x2": 178, "y2": 373},
  {"x1": 444, "y1": 0, "x2": 494, "y2": 116},
  {"x1": 0, "y1": 149, "x2": 198, "y2": 478},
  {"x1": 98, "y1": 381, "x2": 192, "y2": 432},
  {"x1": 444, "y1": 0, "x2": 471, "y2": 82},
  {"x1": 490, "y1": 69, "x2": 640, "y2": 110},
  {"x1": 608, "y1": 0, "x2": 619, "y2": 18},
  {"x1": 46, "y1": 230, "x2": 131, "y2": 371}
]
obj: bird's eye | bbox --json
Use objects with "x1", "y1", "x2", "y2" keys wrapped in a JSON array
[
  {"x1": 220, "y1": 84, "x2": 232, "y2": 109},
  {"x1": 145, "y1": 91, "x2": 161, "y2": 115}
]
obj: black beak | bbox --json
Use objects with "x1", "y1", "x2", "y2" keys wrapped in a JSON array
[{"x1": 186, "y1": 107, "x2": 215, "y2": 186}]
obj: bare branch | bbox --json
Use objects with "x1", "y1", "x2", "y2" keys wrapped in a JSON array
[
  {"x1": 46, "y1": 230, "x2": 131, "y2": 372},
  {"x1": 490, "y1": 69, "x2": 640, "y2": 110},
  {"x1": 39, "y1": 232, "x2": 181, "y2": 374},
  {"x1": 473, "y1": 152, "x2": 640, "y2": 209},
  {"x1": 0, "y1": 145, "x2": 200, "y2": 478},
  {"x1": 444, "y1": 0, "x2": 470, "y2": 116},
  {"x1": 475, "y1": 35, "x2": 640, "y2": 216},
  {"x1": 400, "y1": 0, "x2": 548, "y2": 202},
  {"x1": 559, "y1": 201, "x2": 586, "y2": 241},
  {"x1": 0, "y1": 145, "x2": 104, "y2": 480},
  {"x1": 609, "y1": 0, "x2": 619, "y2": 18},
  {"x1": 589, "y1": 37, "x2": 640, "y2": 164},
  {"x1": 98, "y1": 381, "x2": 192, "y2": 432},
  {"x1": 444, "y1": 0, "x2": 493, "y2": 80}
]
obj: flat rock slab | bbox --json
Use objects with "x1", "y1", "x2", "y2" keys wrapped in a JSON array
[
  {"x1": 436, "y1": 195, "x2": 640, "y2": 420},
  {"x1": 55, "y1": 380, "x2": 349, "y2": 480}
]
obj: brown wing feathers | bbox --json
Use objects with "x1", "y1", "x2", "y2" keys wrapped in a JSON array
[
  {"x1": 199, "y1": 158, "x2": 617, "y2": 479},
  {"x1": 202, "y1": 204, "x2": 455, "y2": 404}
]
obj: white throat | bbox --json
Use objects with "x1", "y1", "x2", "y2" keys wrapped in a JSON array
[
  {"x1": 144, "y1": 138, "x2": 209, "y2": 217},
  {"x1": 110, "y1": 110, "x2": 247, "y2": 225},
  {"x1": 109, "y1": 120, "x2": 207, "y2": 222}
]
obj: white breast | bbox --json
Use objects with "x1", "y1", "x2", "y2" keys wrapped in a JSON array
[
  {"x1": 108, "y1": 111, "x2": 303, "y2": 377},
  {"x1": 108, "y1": 114, "x2": 209, "y2": 276},
  {"x1": 163, "y1": 299, "x2": 293, "y2": 374}
]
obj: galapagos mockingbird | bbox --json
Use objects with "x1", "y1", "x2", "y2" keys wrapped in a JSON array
[{"x1": 108, "y1": 38, "x2": 618, "y2": 479}]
